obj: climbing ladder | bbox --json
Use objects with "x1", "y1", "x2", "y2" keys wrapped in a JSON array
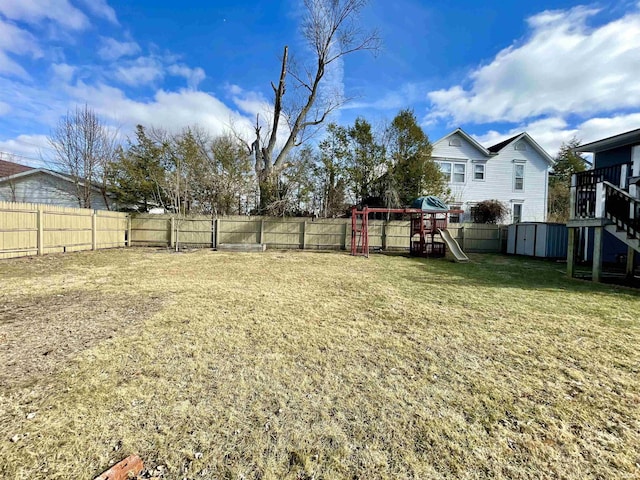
[{"x1": 351, "y1": 208, "x2": 370, "y2": 257}]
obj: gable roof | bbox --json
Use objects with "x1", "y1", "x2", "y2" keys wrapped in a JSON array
[
  {"x1": 433, "y1": 128, "x2": 493, "y2": 157},
  {"x1": 487, "y1": 134, "x2": 521, "y2": 153},
  {"x1": 0, "y1": 168, "x2": 104, "y2": 192},
  {"x1": 488, "y1": 132, "x2": 555, "y2": 166},
  {"x1": 576, "y1": 127, "x2": 640, "y2": 153},
  {"x1": 0, "y1": 159, "x2": 33, "y2": 178}
]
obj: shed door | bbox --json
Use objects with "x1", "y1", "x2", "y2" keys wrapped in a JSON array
[{"x1": 515, "y1": 224, "x2": 536, "y2": 256}]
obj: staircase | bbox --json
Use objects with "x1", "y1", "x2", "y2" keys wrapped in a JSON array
[{"x1": 603, "y1": 182, "x2": 640, "y2": 253}]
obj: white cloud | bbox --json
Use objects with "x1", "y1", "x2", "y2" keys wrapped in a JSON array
[
  {"x1": 475, "y1": 117, "x2": 574, "y2": 157},
  {"x1": 472, "y1": 112, "x2": 640, "y2": 158},
  {"x1": 167, "y1": 64, "x2": 206, "y2": 89},
  {"x1": 0, "y1": 19, "x2": 42, "y2": 57},
  {"x1": 62, "y1": 81, "x2": 255, "y2": 139},
  {"x1": 0, "y1": 0, "x2": 90, "y2": 30},
  {"x1": 229, "y1": 86, "x2": 273, "y2": 118},
  {"x1": 110, "y1": 56, "x2": 207, "y2": 89},
  {"x1": 76, "y1": 0, "x2": 117, "y2": 24},
  {"x1": 0, "y1": 101, "x2": 10, "y2": 116},
  {"x1": 0, "y1": 19, "x2": 42, "y2": 78},
  {"x1": 575, "y1": 112, "x2": 640, "y2": 144},
  {"x1": 114, "y1": 56, "x2": 165, "y2": 87},
  {"x1": 51, "y1": 63, "x2": 76, "y2": 83},
  {"x1": 0, "y1": 51, "x2": 30, "y2": 78},
  {"x1": 98, "y1": 37, "x2": 140, "y2": 61},
  {"x1": 427, "y1": 6, "x2": 640, "y2": 124},
  {"x1": 345, "y1": 82, "x2": 428, "y2": 111},
  {"x1": 0, "y1": 134, "x2": 52, "y2": 167}
]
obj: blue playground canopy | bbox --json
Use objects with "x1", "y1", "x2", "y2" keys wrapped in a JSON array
[{"x1": 411, "y1": 196, "x2": 450, "y2": 212}]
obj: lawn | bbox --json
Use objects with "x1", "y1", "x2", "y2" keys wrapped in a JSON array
[{"x1": 0, "y1": 248, "x2": 638, "y2": 479}]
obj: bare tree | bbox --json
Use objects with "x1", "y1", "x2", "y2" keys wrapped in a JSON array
[
  {"x1": 248, "y1": 0, "x2": 379, "y2": 211},
  {"x1": 49, "y1": 105, "x2": 118, "y2": 209}
]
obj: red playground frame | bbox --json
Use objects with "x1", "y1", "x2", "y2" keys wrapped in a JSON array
[{"x1": 350, "y1": 206, "x2": 464, "y2": 258}]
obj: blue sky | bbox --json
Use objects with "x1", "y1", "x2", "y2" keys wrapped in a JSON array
[{"x1": 1, "y1": 0, "x2": 640, "y2": 167}]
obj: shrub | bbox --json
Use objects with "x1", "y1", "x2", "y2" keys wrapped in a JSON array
[{"x1": 471, "y1": 200, "x2": 508, "y2": 224}]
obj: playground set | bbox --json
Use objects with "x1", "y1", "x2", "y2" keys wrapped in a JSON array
[{"x1": 350, "y1": 198, "x2": 468, "y2": 261}]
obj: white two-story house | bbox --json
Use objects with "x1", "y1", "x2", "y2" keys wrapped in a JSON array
[{"x1": 431, "y1": 128, "x2": 554, "y2": 223}]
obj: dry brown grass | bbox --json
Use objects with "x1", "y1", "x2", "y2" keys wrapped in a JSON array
[{"x1": 0, "y1": 248, "x2": 639, "y2": 479}]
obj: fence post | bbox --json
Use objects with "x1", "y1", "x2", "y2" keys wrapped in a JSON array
[
  {"x1": 461, "y1": 224, "x2": 467, "y2": 252},
  {"x1": 259, "y1": 219, "x2": 264, "y2": 244},
  {"x1": 211, "y1": 218, "x2": 215, "y2": 248},
  {"x1": 91, "y1": 211, "x2": 97, "y2": 251},
  {"x1": 126, "y1": 216, "x2": 132, "y2": 247},
  {"x1": 170, "y1": 217, "x2": 175, "y2": 247},
  {"x1": 302, "y1": 220, "x2": 307, "y2": 250},
  {"x1": 567, "y1": 228, "x2": 575, "y2": 278},
  {"x1": 382, "y1": 220, "x2": 387, "y2": 250},
  {"x1": 343, "y1": 222, "x2": 348, "y2": 250},
  {"x1": 37, "y1": 206, "x2": 44, "y2": 256},
  {"x1": 215, "y1": 218, "x2": 221, "y2": 249}
]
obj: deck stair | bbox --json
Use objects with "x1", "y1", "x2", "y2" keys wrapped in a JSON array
[{"x1": 604, "y1": 181, "x2": 640, "y2": 253}]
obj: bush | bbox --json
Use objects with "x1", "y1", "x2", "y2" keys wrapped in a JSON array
[{"x1": 471, "y1": 200, "x2": 508, "y2": 224}]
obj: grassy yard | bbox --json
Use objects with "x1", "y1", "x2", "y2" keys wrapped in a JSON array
[{"x1": 0, "y1": 248, "x2": 638, "y2": 479}]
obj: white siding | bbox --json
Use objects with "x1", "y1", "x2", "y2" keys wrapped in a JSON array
[
  {"x1": 0, "y1": 172, "x2": 110, "y2": 210},
  {"x1": 432, "y1": 134, "x2": 550, "y2": 223},
  {"x1": 432, "y1": 133, "x2": 488, "y2": 162}
]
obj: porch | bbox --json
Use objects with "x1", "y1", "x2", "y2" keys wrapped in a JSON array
[{"x1": 567, "y1": 160, "x2": 640, "y2": 282}]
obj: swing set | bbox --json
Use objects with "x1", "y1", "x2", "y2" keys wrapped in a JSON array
[{"x1": 350, "y1": 205, "x2": 464, "y2": 259}]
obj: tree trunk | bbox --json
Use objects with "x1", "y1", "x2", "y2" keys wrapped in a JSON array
[{"x1": 258, "y1": 174, "x2": 279, "y2": 212}]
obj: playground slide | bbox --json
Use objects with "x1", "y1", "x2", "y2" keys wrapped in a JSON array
[{"x1": 438, "y1": 228, "x2": 469, "y2": 263}]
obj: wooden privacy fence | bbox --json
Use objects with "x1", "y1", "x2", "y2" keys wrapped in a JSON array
[
  {"x1": 129, "y1": 214, "x2": 506, "y2": 253},
  {"x1": 1, "y1": 205, "x2": 506, "y2": 260},
  {"x1": 0, "y1": 201, "x2": 129, "y2": 260}
]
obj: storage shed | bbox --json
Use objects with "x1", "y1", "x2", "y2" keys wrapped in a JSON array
[{"x1": 507, "y1": 223, "x2": 568, "y2": 258}]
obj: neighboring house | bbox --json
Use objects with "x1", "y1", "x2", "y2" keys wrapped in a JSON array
[
  {"x1": 567, "y1": 128, "x2": 639, "y2": 282},
  {"x1": 431, "y1": 128, "x2": 554, "y2": 223},
  {"x1": 0, "y1": 161, "x2": 112, "y2": 210},
  {"x1": 0, "y1": 159, "x2": 33, "y2": 178}
]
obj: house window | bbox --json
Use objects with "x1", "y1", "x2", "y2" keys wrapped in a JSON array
[
  {"x1": 453, "y1": 163, "x2": 466, "y2": 183},
  {"x1": 438, "y1": 162, "x2": 452, "y2": 181},
  {"x1": 449, "y1": 138, "x2": 461, "y2": 147},
  {"x1": 437, "y1": 161, "x2": 466, "y2": 183},
  {"x1": 514, "y1": 163, "x2": 525, "y2": 191},
  {"x1": 474, "y1": 164, "x2": 485, "y2": 181},
  {"x1": 449, "y1": 204, "x2": 462, "y2": 223},
  {"x1": 513, "y1": 203, "x2": 522, "y2": 223}
]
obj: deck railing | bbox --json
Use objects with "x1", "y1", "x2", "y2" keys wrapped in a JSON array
[
  {"x1": 573, "y1": 163, "x2": 632, "y2": 218},
  {"x1": 604, "y1": 182, "x2": 639, "y2": 239}
]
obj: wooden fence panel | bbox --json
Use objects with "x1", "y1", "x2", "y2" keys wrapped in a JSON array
[
  {"x1": 96, "y1": 212, "x2": 128, "y2": 248},
  {"x1": 385, "y1": 221, "x2": 411, "y2": 249},
  {"x1": 219, "y1": 217, "x2": 261, "y2": 244},
  {"x1": 0, "y1": 201, "x2": 127, "y2": 259},
  {"x1": 130, "y1": 215, "x2": 170, "y2": 246},
  {"x1": 43, "y1": 207, "x2": 92, "y2": 253},
  {"x1": 263, "y1": 218, "x2": 304, "y2": 249},
  {"x1": 304, "y1": 219, "x2": 348, "y2": 250},
  {"x1": 459, "y1": 223, "x2": 502, "y2": 252},
  {"x1": 175, "y1": 217, "x2": 213, "y2": 246},
  {"x1": 0, "y1": 201, "x2": 38, "y2": 259}
]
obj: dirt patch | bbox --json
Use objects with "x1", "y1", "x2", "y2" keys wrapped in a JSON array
[{"x1": 0, "y1": 290, "x2": 164, "y2": 388}]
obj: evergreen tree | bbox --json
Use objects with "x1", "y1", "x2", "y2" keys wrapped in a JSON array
[
  {"x1": 548, "y1": 137, "x2": 588, "y2": 222},
  {"x1": 385, "y1": 109, "x2": 446, "y2": 205},
  {"x1": 108, "y1": 125, "x2": 167, "y2": 211}
]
